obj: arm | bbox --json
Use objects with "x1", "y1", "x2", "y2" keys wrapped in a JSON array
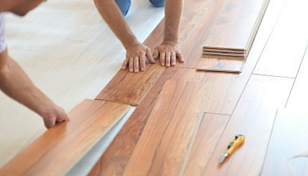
[
  {"x1": 0, "y1": 48, "x2": 68, "y2": 129},
  {"x1": 153, "y1": 0, "x2": 185, "y2": 67},
  {"x1": 94, "y1": 0, "x2": 155, "y2": 72}
]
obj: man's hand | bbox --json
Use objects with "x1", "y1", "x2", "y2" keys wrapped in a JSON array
[
  {"x1": 121, "y1": 42, "x2": 155, "y2": 72},
  {"x1": 41, "y1": 104, "x2": 69, "y2": 129},
  {"x1": 153, "y1": 42, "x2": 184, "y2": 67}
]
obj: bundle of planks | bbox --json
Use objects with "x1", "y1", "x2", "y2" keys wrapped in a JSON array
[{"x1": 199, "y1": 0, "x2": 270, "y2": 72}]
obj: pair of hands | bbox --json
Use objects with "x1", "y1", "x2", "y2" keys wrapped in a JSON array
[{"x1": 121, "y1": 42, "x2": 184, "y2": 72}]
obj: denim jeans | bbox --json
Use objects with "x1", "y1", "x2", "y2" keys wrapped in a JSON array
[{"x1": 115, "y1": 0, "x2": 165, "y2": 16}]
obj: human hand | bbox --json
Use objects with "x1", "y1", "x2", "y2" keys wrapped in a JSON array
[
  {"x1": 153, "y1": 42, "x2": 184, "y2": 67},
  {"x1": 41, "y1": 104, "x2": 69, "y2": 129},
  {"x1": 121, "y1": 42, "x2": 155, "y2": 72}
]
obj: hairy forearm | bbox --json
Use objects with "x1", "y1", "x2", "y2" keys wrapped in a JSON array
[
  {"x1": 164, "y1": 0, "x2": 184, "y2": 44},
  {"x1": 94, "y1": 0, "x2": 139, "y2": 48},
  {"x1": 0, "y1": 49, "x2": 54, "y2": 117}
]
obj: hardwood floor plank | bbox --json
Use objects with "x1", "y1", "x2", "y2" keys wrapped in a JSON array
[
  {"x1": 253, "y1": 0, "x2": 308, "y2": 77},
  {"x1": 201, "y1": 75, "x2": 293, "y2": 176},
  {"x1": 0, "y1": 99, "x2": 130, "y2": 176},
  {"x1": 261, "y1": 109, "x2": 308, "y2": 175},
  {"x1": 197, "y1": 58, "x2": 244, "y2": 73},
  {"x1": 202, "y1": 0, "x2": 270, "y2": 59},
  {"x1": 199, "y1": 0, "x2": 287, "y2": 115},
  {"x1": 88, "y1": 68, "x2": 206, "y2": 176},
  {"x1": 286, "y1": 45, "x2": 308, "y2": 110},
  {"x1": 180, "y1": 0, "x2": 228, "y2": 68},
  {"x1": 123, "y1": 81, "x2": 212, "y2": 176},
  {"x1": 182, "y1": 114, "x2": 230, "y2": 176},
  {"x1": 95, "y1": 64, "x2": 165, "y2": 106}
]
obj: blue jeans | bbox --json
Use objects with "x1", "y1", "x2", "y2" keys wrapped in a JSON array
[{"x1": 115, "y1": 0, "x2": 165, "y2": 16}]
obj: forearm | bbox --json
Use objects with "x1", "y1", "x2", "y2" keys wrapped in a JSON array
[
  {"x1": 164, "y1": 0, "x2": 184, "y2": 44},
  {"x1": 0, "y1": 49, "x2": 55, "y2": 117},
  {"x1": 94, "y1": 0, "x2": 139, "y2": 48}
]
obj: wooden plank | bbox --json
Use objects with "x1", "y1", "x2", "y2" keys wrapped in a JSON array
[
  {"x1": 95, "y1": 64, "x2": 165, "y2": 106},
  {"x1": 88, "y1": 68, "x2": 207, "y2": 176},
  {"x1": 123, "y1": 80, "x2": 212, "y2": 176},
  {"x1": 254, "y1": 0, "x2": 308, "y2": 77},
  {"x1": 197, "y1": 58, "x2": 244, "y2": 73},
  {"x1": 182, "y1": 114, "x2": 230, "y2": 176},
  {"x1": 179, "y1": 0, "x2": 228, "y2": 68},
  {"x1": 261, "y1": 109, "x2": 308, "y2": 175},
  {"x1": 0, "y1": 99, "x2": 130, "y2": 176},
  {"x1": 193, "y1": 0, "x2": 288, "y2": 115},
  {"x1": 201, "y1": 75, "x2": 293, "y2": 176},
  {"x1": 286, "y1": 45, "x2": 308, "y2": 109},
  {"x1": 202, "y1": 0, "x2": 270, "y2": 59}
]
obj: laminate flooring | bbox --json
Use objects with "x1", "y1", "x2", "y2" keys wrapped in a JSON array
[
  {"x1": 0, "y1": 99, "x2": 130, "y2": 175},
  {"x1": 1, "y1": 0, "x2": 308, "y2": 174},
  {"x1": 0, "y1": 0, "x2": 164, "y2": 169}
]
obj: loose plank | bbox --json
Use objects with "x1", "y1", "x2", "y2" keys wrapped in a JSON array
[
  {"x1": 202, "y1": 0, "x2": 270, "y2": 59},
  {"x1": 197, "y1": 58, "x2": 244, "y2": 73},
  {"x1": 201, "y1": 75, "x2": 293, "y2": 176},
  {"x1": 197, "y1": 0, "x2": 288, "y2": 115},
  {"x1": 89, "y1": 68, "x2": 207, "y2": 176},
  {"x1": 182, "y1": 114, "x2": 230, "y2": 176},
  {"x1": 0, "y1": 99, "x2": 130, "y2": 176},
  {"x1": 123, "y1": 80, "x2": 212, "y2": 176},
  {"x1": 261, "y1": 109, "x2": 308, "y2": 175}
]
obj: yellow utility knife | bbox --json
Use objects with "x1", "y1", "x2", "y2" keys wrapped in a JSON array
[{"x1": 218, "y1": 134, "x2": 245, "y2": 164}]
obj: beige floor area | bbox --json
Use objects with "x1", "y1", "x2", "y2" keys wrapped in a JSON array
[{"x1": 0, "y1": 0, "x2": 164, "y2": 168}]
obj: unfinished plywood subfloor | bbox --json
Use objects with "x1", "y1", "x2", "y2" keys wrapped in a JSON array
[{"x1": 0, "y1": 0, "x2": 164, "y2": 168}]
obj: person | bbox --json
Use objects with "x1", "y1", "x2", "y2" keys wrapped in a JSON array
[
  {"x1": 0, "y1": 0, "x2": 69, "y2": 129},
  {"x1": 94, "y1": 0, "x2": 185, "y2": 73}
]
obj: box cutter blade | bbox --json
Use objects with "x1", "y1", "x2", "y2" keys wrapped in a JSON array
[{"x1": 218, "y1": 134, "x2": 245, "y2": 163}]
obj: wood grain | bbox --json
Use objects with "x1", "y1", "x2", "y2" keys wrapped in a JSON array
[
  {"x1": 197, "y1": 57, "x2": 244, "y2": 73},
  {"x1": 201, "y1": 75, "x2": 293, "y2": 176},
  {"x1": 182, "y1": 114, "x2": 230, "y2": 176},
  {"x1": 89, "y1": 68, "x2": 207, "y2": 176},
  {"x1": 253, "y1": 0, "x2": 308, "y2": 77},
  {"x1": 95, "y1": 64, "x2": 165, "y2": 106},
  {"x1": 261, "y1": 109, "x2": 308, "y2": 175},
  {"x1": 202, "y1": 0, "x2": 270, "y2": 59},
  {"x1": 123, "y1": 80, "x2": 212, "y2": 176},
  {"x1": 198, "y1": 0, "x2": 288, "y2": 115},
  {"x1": 0, "y1": 99, "x2": 130, "y2": 176}
]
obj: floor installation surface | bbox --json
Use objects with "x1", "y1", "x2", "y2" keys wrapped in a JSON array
[
  {"x1": 0, "y1": 0, "x2": 164, "y2": 169},
  {"x1": 1, "y1": 0, "x2": 308, "y2": 175}
]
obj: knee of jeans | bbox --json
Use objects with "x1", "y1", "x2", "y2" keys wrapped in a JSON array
[
  {"x1": 115, "y1": 0, "x2": 131, "y2": 16},
  {"x1": 149, "y1": 0, "x2": 165, "y2": 7}
]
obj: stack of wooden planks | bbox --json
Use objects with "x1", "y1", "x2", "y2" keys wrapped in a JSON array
[{"x1": 198, "y1": 0, "x2": 270, "y2": 73}]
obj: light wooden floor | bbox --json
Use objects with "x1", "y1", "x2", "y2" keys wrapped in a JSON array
[
  {"x1": 0, "y1": 0, "x2": 164, "y2": 168},
  {"x1": 1, "y1": 0, "x2": 308, "y2": 174}
]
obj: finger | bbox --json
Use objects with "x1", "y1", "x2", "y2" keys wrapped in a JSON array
[
  {"x1": 140, "y1": 55, "x2": 146, "y2": 72},
  {"x1": 134, "y1": 57, "x2": 139, "y2": 73},
  {"x1": 153, "y1": 48, "x2": 159, "y2": 59},
  {"x1": 171, "y1": 52, "x2": 176, "y2": 66},
  {"x1": 177, "y1": 52, "x2": 185, "y2": 63},
  {"x1": 121, "y1": 59, "x2": 129, "y2": 70},
  {"x1": 166, "y1": 52, "x2": 171, "y2": 67},
  {"x1": 160, "y1": 52, "x2": 166, "y2": 66},
  {"x1": 129, "y1": 57, "x2": 134, "y2": 72},
  {"x1": 44, "y1": 118, "x2": 55, "y2": 129},
  {"x1": 147, "y1": 48, "x2": 155, "y2": 63}
]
